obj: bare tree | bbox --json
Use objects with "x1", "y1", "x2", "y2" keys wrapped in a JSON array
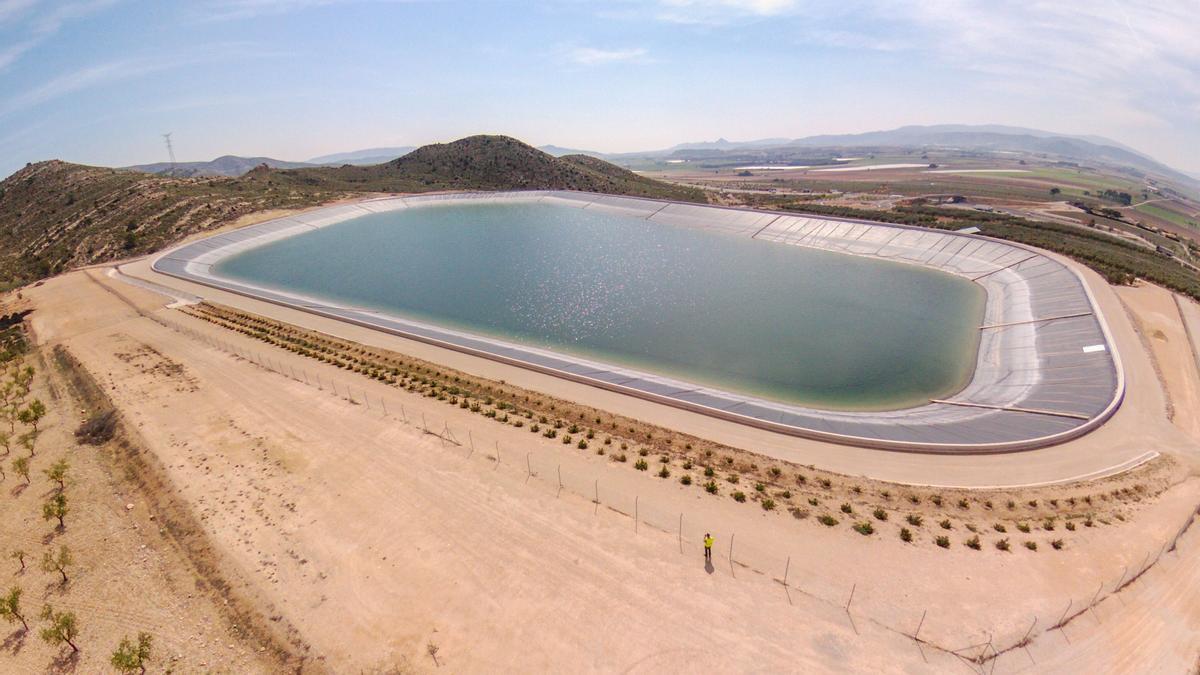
[{"x1": 9, "y1": 549, "x2": 25, "y2": 572}]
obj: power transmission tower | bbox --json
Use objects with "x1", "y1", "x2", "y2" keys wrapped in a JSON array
[{"x1": 162, "y1": 132, "x2": 177, "y2": 173}]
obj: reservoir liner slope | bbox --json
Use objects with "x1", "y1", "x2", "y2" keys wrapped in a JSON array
[{"x1": 152, "y1": 191, "x2": 1124, "y2": 453}]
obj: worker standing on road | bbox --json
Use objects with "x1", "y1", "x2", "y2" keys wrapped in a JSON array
[{"x1": 704, "y1": 533, "x2": 714, "y2": 562}]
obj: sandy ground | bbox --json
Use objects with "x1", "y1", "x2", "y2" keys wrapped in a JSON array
[
  {"x1": 0, "y1": 346, "x2": 272, "y2": 671},
  {"x1": 8, "y1": 265, "x2": 1196, "y2": 672},
  {"x1": 1116, "y1": 283, "x2": 1200, "y2": 442}
]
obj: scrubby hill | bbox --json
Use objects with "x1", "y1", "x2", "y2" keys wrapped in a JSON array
[
  {"x1": 0, "y1": 136, "x2": 706, "y2": 289},
  {"x1": 0, "y1": 161, "x2": 340, "y2": 289},
  {"x1": 266, "y1": 135, "x2": 707, "y2": 201}
]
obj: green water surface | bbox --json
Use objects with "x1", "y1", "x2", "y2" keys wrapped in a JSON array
[{"x1": 215, "y1": 202, "x2": 985, "y2": 410}]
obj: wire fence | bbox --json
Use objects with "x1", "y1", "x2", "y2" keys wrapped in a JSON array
[{"x1": 149, "y1": 309, "x2": 1199, "y2": 673}]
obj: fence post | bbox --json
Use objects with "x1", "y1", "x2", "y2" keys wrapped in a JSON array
[
  {"x1": 593, "y1": 479, "x2": 599, "y2": 514},
  {"x1": 526, "y1": 452, "x2": 532, "y2": 479},
  {"x1": 381, "y1": 398, "x2": 387, "y2": 416},
  {"x1": 635, "y1": 496, "x2": 639, "y2": 533},
  {"x1": 422, "y1": 412, "x2": 428, "y2": 433},
  {"x1": 728, "y1": 533, "x2": 735, "y2": 576},
  {"x1": 400, "y1": 403, "x2": 407, "y2": 424},
  {"x1": 557, "y1": 464, "x2": 562, "y2": 497},
  {"x1": 678, "y1": 513, "x2": 683, "y2": 554},
  {"x1": 783, "y1": 556, "x2": 790, "y2": 587}
]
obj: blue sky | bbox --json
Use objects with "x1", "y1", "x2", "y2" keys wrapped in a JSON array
[{"x1": 1, "y1": 0, "x2": 1198, "y2": 178}]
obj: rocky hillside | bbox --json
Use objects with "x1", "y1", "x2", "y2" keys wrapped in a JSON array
[
  {"x1": 265, "y1": 135, "x2": 707, "y2": 201},
  {"x1": 0, "y1": 161, "x2": 340, "y2": 289},
  {"x1": 0, "y1": 136, "x2": 707, "y2": 289}
]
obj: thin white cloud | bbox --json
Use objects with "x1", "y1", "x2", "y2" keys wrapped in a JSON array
[
  {"x1": 198, "y1": 0, "x2": 421, "y2": 21},
  {"x1": 1, "y1": 44, "x2": 291, "y2": 117},
  {"x1": 0, "y1": 0, "x2": 120, "y2": 71},
  {"x1": 568, "y1": 46, "x2": 649, "y2": 65},
  {"x1": 0, "y1": 0, "x2": 40, "y2": 24}
]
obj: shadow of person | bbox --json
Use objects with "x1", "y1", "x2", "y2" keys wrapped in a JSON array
[{"x1": 704, "y1": 558, "x2": 714, "y2": 575}]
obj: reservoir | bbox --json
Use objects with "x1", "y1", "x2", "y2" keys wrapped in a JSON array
[{"x1": 214, "y1": 201, "x2": 986, "y2": 410}]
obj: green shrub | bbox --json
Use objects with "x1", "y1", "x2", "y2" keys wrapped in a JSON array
[
  {"x1": 900, "y1": 527, "x2": 913, "y2": 542},
  {"x1": 635, "y1": 459, "x2": 648, "y2": 471},
  {"x1": 1017, "y1": 522, "x2": 1031, "y2": 533},
  {"x1": 657, "y1": 466, "x2": 670, "y2": 479},
  {"x1": 840, "y1": 503, "x2": 853, "y2": 514},
  {"x1": 732, "y1": 491, "x2": 746, "y2": 503},
  {"x1": 993, "y1": 523, "x2": 1007, "y2": 533},
  {"x1": 939, "y1": 519, "x2": 952, "y2": 530},
  {"x1": 853, "y1": 522, "x2": 874, "y2": 536},
  {"x1": 1051, "y1": 539, "x2": 1064, "y2": 550},
  {"x1": 906, "y1": 514, "x2": 923, "y2": 526},
  {"x1": 704, "y1": 481, "x2": 719, "y2": 494},
  {"x1": 761, "y1": 499, "x2": 776, "y2": 511},
  {"x1": 680, "y1": 475, "x2": 692, "y2": 486},
  {"x1": 996, "y1": 538, "x2": 1011, "y2": 552},
  {"x1": 873, "y1": 508, "x2": 888, "y2": 521},
  {"x1": 754, "y1": 482, "x2": 765, "y2": 493},
  {"x1": 966, "y1": 536, "x2": 981, "y2": 550},
  {"x1": 808, "y1": 497, "x2": 819, "y2": 506},
  {"x1": 703, "y1": 466, "x2": 715, "y2": 477},
  {"x1": 935, "y1": 536, "x2": 950, "y2": 549},
  {"x1": 818, "y1": 514, "x2": 838, "y2": 527},
  {"x1": 1043, "y1": 519, "x2": 1055, "y2": 531},
  {"x1": 1024, "y1": 541, "x2": 1038, "y2": 551},
  {"x1": 1065, "y1": 521, "x2": 1076, "y2": 531},
  {"x1": 727, "y1": 474, "x2": 739, "y2": 484},
  {"x1": 931, "y1": 495, "x2": 943, "y2": 507}
]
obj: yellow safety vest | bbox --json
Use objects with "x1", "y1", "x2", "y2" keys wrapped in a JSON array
[{"x1": 704, "y1": 537, "x2": 714, "y2": 549}]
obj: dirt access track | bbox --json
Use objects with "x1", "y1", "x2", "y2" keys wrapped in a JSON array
[{"x1": 11, "y1": 209, "x2": 1198, "y2": 671}]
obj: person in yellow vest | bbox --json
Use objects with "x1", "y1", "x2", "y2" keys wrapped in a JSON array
[{"x1": 704, "y1": 533, "x2": 714, "y2": 562}]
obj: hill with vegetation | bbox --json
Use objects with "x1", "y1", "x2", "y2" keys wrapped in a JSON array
[
  {"x1": 264, "y1": 135, "x2": 707, "y2": 201},
  {"x1": 0, "y1": 160, "x2": 340, "y2": 289},
  {"x1": 126, "y1": 155, "x2": 315, "y2": 177},
  {"x1": 0, "y1": 136, "x2": 706, "y2": 289}
]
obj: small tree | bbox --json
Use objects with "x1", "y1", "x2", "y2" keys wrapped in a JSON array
[
  {"x1": 111, "y1": 632, "x2": 153, "y2": 674},
  {"x1": 39, "y1": 604, "x2": 79, "y2": 653},
  {"x1": 43, "y1": 493, "x2": 68, "y2": 529},
  {"x1": 13, "y1": 455, "x2": 29, "y2": 484},
  {"x1": 40, "y1": 546, "x2": 72, "y2": 584},
  {"x1": 0, "y1": 430, "x2": 9, "y2": 456},
  {"x1": 17, "y1": 399, "x2": 45, "y2": 432},
  {"x1": 17, "y1": 430, "x2": 36, "y2": 457},
  {"x1": 44, "y1": 459, "x2": 68, "y2": 491},
  {"x1": 0, "y1": 586, "x2": 28, "y2": 631},
  {"x1": 10, "y1": 549, "x2": 25, "y2": 572}
]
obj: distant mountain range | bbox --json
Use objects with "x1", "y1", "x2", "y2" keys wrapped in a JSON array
[
  {"x1": 120, "y1": 125, "x2": 1196, "y2": 189},
  {"x1": 305, "y1": 146, "x2": 416, "y2": 166},
  {"x1": 125, "y1": 155, "x2": 314, "y2": 177}
]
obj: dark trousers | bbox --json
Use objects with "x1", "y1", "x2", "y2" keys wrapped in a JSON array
[{"x1": 704, "y1": 546, "x2": 712, "y2": 561}]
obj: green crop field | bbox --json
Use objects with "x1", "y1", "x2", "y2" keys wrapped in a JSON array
[{"x1": 1134, "y1": 202, "x2": 1199, "y2": 229}]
